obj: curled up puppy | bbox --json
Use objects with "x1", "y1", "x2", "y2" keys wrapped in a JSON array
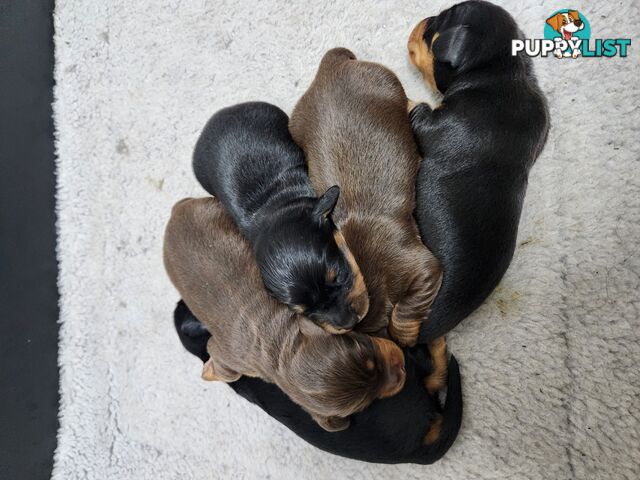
[
  {"x1": 407, "y1": 1, "x2": 550, "y2": 341},
  {"x1": 193, "y1": 102, "x2": 368, "y2": 333},
  {"x1": 163, "y1": 197, "x2": 406, "y2": 432},
  {"x1": 290, "y1": 48, "x2": 442, "y2": 347},
  {"x1": 173, "y1": 299, "x2": 463, "y2": 464}
]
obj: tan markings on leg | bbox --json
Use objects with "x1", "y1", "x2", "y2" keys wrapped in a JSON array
[
  {"x1": 334, "y1": 230, "x2": 369, "y2": 320},
  {"x1": 388, "y1": 308, "x2": 422, "y2": 347},
  {"x1": 425, "y1": 336, "x2": 448, "y2": 394},
  {"x1": 388, "y1": 255, "x2": 442, "y2": 347},
  {"x1": 424, "y1": 414, "x2": 443, "y2": 445}
]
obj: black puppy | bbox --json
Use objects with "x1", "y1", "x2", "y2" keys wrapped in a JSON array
[
  {"x1": 192, "y1": 102, "x2": 369, "y2": 332},
  {"x1": 407, "y1": 1, "x2": 550, "y2": 341},
  {"x1": 174, "y1": 300, "x2": 462, "y2": 464}
]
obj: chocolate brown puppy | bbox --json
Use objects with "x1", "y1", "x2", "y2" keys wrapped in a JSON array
[
  {"x1": 290, "y1": 48, "x2": 442, "y2": 347},
  {"x1": 173, "y1": 300, "x2": 463, "y2": 464},
  {"x1": 163, "y1": 197, "x2": 406, "y2": 432}
]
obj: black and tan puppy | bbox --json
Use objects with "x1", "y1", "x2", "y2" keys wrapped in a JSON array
[
  {"x1": 193, "y1": 102, "x2": 368, "y2": 333},
  {"x1": 408, "y1": 1, "x2": 550, "y2": 341},
  {"x1": 164, "y1": 197, "x2": 405, "y2": 432},
  {"x1": 174, "y1": 300, "x2": 463, "y2": 464},
  {"x1": 290, "y1": 48, "x2": 442, "y2": 347}
]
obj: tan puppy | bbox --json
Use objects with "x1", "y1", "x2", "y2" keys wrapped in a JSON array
[
  {"x1": 163, "y1": 197, "x2": 406, "y2": 432},
  {"x1": 290, "y1": 48, "x2": 442, "y2": 347}
]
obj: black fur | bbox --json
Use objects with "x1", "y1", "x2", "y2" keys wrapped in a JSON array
[
  {"x1": 174, "y1": 300, "x2": 462, "y2": 464},
  {"x1": 412, "y1": 1, "x2": 550, "y2": 341},
  {"x1": 193, "y1": 102, "x2": 361, "y2": 330}
]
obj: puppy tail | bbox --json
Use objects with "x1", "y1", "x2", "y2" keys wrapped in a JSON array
[
  {"x1": 418, "y1": 355, "x2": 463, "y2": 464},
  {"x1": 174, "y1": 300, "x2": 211, "y2": 363}
]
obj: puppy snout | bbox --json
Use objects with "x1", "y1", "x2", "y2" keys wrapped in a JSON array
[
  {"x1": 374, "y1": 338, "x2": 406, "y2": 398},
  {"x1": 336, "y1": 311, "x2": 359, "y2": 331},
  {"x1": 574, "y1": 19, "x2": 582, "y2": 27},
  {"x1": 389, "y1": 354, "x2": 406, "y2": 385},
  {"x1": 321, "y1": 307, "x2": 360, "y2": 333},
  {"x1": 408, "y1": 17, "x2": 428, "y2": 52}
]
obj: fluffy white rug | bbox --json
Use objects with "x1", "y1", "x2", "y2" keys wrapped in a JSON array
[{"x1": 52, "y1": 1, "x2": 640, "y2": 478}]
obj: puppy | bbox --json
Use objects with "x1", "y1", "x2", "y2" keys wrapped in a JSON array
[
  {"x1": 174, "y1": 299, "x2": 463, "y2": 464},
  {"x1": 163, "y1": 197, "x2": 405, "y2": 432},
  {"x1": 193, "y1": 102, "x2": 368, "y2": 333},
  {"x1": 289, "y1": 48, "x2": 442, "y2": 347},
  {"x1": 408, "y1": 0, "x2": 550, "y2": 341},
  {"x1": 546, "y1": 10, "x2": 584, "y2": 58}
]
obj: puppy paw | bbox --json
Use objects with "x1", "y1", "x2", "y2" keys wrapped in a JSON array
[
  {"x1": 409, "y1": 102, "x2": 433, "y2": 122},
  {"x1": 388, "y1": 307, "x2": 421, "y2": 347},
  {"x1": 201, "y1": 358, "x2": 240, "y2": 382}
]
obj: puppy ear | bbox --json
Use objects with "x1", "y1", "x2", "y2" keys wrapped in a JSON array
[
  {"x1": 568, "y1": 10, "x2": 581, "y2": 22},
  {"x1": 546, "y1": 14, "x2": 561, "y2": 32},
  {"x1": 312, "y1": 413, "x2": 351, "y2": 432},
  {"x1": 313, "y1": 185, "x2": 340, "y2": 220},
  {"x1": 201, "y1": 358, "x2": 219, "y2": 381},
  {"x1": 432, "y1": 25, "x2": 479, "y2": 72},
  {"x1": 298, "y1": 317, "x2": 327, "y2": 337}
]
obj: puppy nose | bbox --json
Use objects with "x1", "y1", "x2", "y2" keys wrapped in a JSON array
[
  {"x1": 574, "y1": 19, "x2": 582, "y2": 27},
  {"x1": 341, "y1": 311, "x2": 360, "y2": 330},
  {"x1": 384, "y1": 356, "x2": 406, "y2": 397},
  {"x1": 390, "y1": 351, "x2": 406, "y2": 378},
  {"x1": 391, "y1": 364, "x2": 406, "y2": 390},
  {"x1": 387, "y1": 344, "x2": 406, "y2": 386}
]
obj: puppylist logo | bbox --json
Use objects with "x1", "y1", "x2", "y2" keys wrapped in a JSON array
[{"x1": 512, "y1": 9, "x2": 631, "y2": 59}]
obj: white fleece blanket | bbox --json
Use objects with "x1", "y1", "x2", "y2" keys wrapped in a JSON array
[{"x1": 53, "y1": 1, "x2": 640, "y2": 478}]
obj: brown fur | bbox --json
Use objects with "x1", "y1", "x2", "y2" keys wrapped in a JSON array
[
  {"x1": 424, "y1": 414, "x2": 443, "y2": 445},
  {"x1": 290, "y1": 48, "x2": 442, "y2": 347},
  {"x1": 424, "y1": 336, "x2": 448, "y2": 394},
  {"x1": 408, "y1": 20, "x2": 439, "y2": 91},
  {"x1": 334, "y1": 230, "x2": 369, "y2": 320},
  {"x1": 163, "y1": 197, "x2": 406, "y2": 431},
  {"x1": 546, "y1": 10, "x2": 580, "y2": 32}
]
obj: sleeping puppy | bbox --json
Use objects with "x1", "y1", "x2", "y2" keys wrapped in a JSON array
[
  {"x1": 164, "y1": 197, "x2": 405, "y2": 432},
  {"x1": 193, "y1": 102, "x2": 368, "y2": 333},
  {"x1": 174, "y1": 299, "x2": 463, "y2": 464},
  {"x1": 290, "y1": 48, "x2": 442, "y2": 347},
  {"x1": 407, "y1": 0, "x2": 550, "y2": 341}
]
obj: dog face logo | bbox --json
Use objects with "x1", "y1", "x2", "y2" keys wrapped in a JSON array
[
  {"x1": 547, "y1": 11, "x2": 584, "y2": 40},
  {"x1": 513, "y1": 9, "x2": 630, "y2": 59},
  {"x1": 544, "y1": 9, "x2": 590, "y2": 58}
]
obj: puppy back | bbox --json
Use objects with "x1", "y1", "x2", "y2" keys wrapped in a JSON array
[
  {"x1": 163, "y1": 197, "x2": 267, "y2": 335},
  {"x1": 192, "y1": 102, "x2": 312, "y2": 232},
  {"x1": 290, "y1": 49, "x2": 419, "y2": 219}
]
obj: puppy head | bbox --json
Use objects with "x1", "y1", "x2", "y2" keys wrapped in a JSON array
[
  {"x1": 408, "y1": 1, "x2": 520, "y2": 93},
  {"x1": 256, "y1": 185, "x2": 369, "y2": 333},
  {"x1": 546, "y1": 11, "x2": 584, "y2": 38},
  {"x1": 288, "y1": 321, "x2": 406, "y2": 431}
]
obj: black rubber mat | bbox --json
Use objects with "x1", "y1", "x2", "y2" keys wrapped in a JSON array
[{"x1": 0, "y1": 1, "x2": 59, "y2": 478}]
